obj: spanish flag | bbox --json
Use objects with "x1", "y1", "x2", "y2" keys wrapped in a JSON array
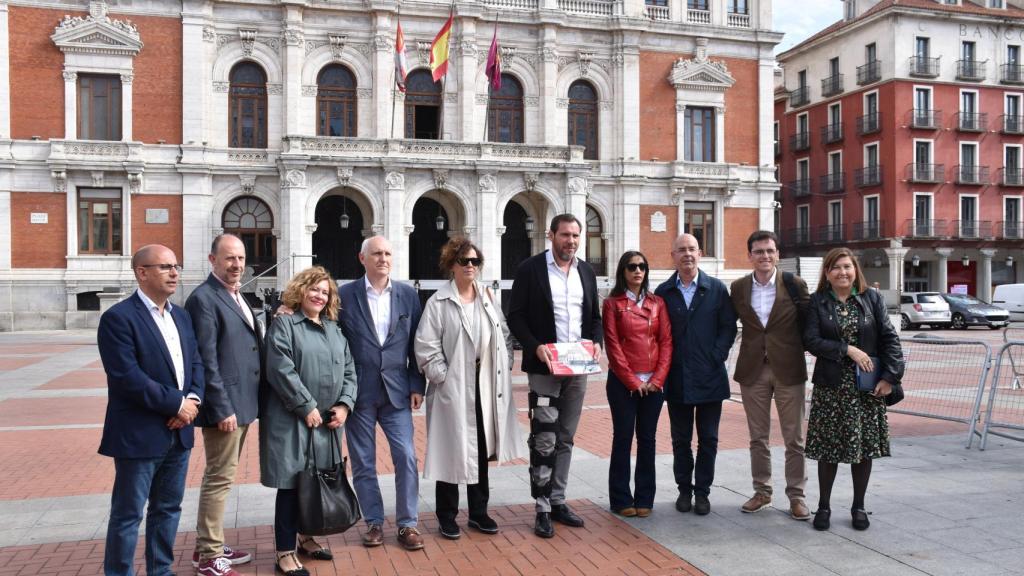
[{"x1": 429, "y1": 10, "x2": 454, "y2": 82}]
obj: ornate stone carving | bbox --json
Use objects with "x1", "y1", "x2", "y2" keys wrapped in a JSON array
[
  {"x1": 556, "y1": 98, "x2": 569, "y2": 109},
  {"x1": 301, "y1": 85, "x2": 317, "y2": 97},
  {"x1": 475, "y1": 94, "x2": 489, "y2": 105},
  {"x1": 460, "y1": 40, "x2": 478, "y2": 58},
  {"x1": 500, "y1": 46, "x2": 516, "y2": 66},
  {"x1": 126, "y1": 172, "x2": 143, "y2": 195},
  {"x1": 416, "y1": 42, "x2": 431, "y2": 65},
  {"x1": 599, "y1": 100, "x2": 613, "y2": 111},
  {"x1": 202, "y1": 26, "x2": 216, "y2": 43},
  {"x1": 524, "y1": 96, "x2": 539, "y2": 108},
  {"x1": 91, "y1": 171, "x2": 105, "y2": 187},
  {"x1": 463, "y1": 226, "x2": 477, "y2": 237},
  {"x1": 267, "y1": 83, "x2": 284, "y2": 96},
  {"x1": 385, "y1": 171, "x2": 405, "y2": 190},
  {"x1": 610, "y1": 51, "x2": 624, "y2": 68},
  {"x1": 62, "y1": 70, "x2": 77, "y2": 82},
  {"x1": 239, "y1": 28, "x2": 257, "y2": 57},
  {"x1": 328, "y1": 33, "x2": 346, "y2": 60},
  {"x1": 120, "y1": 73, "x2": 133, "y2": 85},
  {"x1": 444, "y1": 93, "x2": 458, "y2": 104},
  {"x1": 404, "y1": 224, "x2": 416, "y2": 236},
  {"x1": 577, "y1": 51, "x2": 593, "y2": 77},
  {"x1": 478, "y1": 173, "x2": 497, "y2": 194},
  {"x1": 675, "y1": 102, "x2": 686, "y2": 112},
  {"x1": 51, "y1": 170, "x2": 67, "y2": 193},
  {"x1": 433, "y1": 169, "x2": 450, "y2": 190},
  {"x1": 281, "y1": 169, "x2": 306, "y2": 189},
  {"x1": 373, "y1": 34, "x2": 391, "y2": 52},
  {"x1": 337, "y1": 166, "x2": 353, "y2": 187},
  {"x1": 567, "y1": 176, "x2": 587, "y2": 196},
  {"x1": 671, "y1": 187, "x2": 685, "y2": 205},
  {"x1": 51, "y1": 0, "x2": 143, "y2": 57},
  {"x1": 357, "y1": 88, "x2": 373, "y2": 99},
  {"x1": 668, "y1": 38, "x2": 736, "y2": 92},
  {"x1": 213, "y1": 81, "x2": 229, "y2": 93},
  {"x1": 541, "y1": 46, "x2": 557, "y2": 63},
  {"x1": 239, "y1": 175, "x2": 256, "y2": 195},
  {"x1": 695, "y1": 37, "x2": 709, "y2": 63},
  {"x1": 523, "y1": 172, "x2": 539, "y2": 193},
  {"x1": 228, "y1": 151, "x2": 268, "y2": 163},
  {"x1": 284, "y1": 28, "x2": 304, "y2": 47}
]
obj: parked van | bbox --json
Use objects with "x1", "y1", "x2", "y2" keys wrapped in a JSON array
[{"x1": 992, "y1": 284, "x2": 1024, "y2": 321}]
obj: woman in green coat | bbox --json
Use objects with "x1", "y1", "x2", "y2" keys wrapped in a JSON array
[{"x1": 261, "y1": 266, "x2": 357, "y2": 576}]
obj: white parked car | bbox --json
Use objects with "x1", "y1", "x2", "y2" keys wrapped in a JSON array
[
  {"x1": 900, "y1": 292, "x2": 952, "y2": 330},
  {"x1": 992, "y1": 284, "x2": 1024, "y2": 322}
]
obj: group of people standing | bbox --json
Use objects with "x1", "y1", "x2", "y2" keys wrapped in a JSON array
[{"x1": 96, "y1": 214, "x2": 902, "y2": 576}]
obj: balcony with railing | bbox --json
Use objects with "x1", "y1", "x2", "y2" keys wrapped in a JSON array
[
  {"x1": 821, "y1": 122, "x2": 843, "y2": 144},
  {"x1": 1000, "y1": 167, "x2": 1024, "y2": 186},
  {"x1": 816, "y1": 224, "x2": 847, "y2": 244},
  {"x1": 852, "y1": 220, "x2": 886, "y2": 241},
  {"x1": 904, "y1": 219, "x2": 948, "y2": 238},
  {"x1": 998, "y1": 220, "x2": 1023, "y2": 239},
  {"x1": 820, "y1": 172, "x2": 846, "y2": 194},
  {"x1": 789, "y1": 86, "x2": 810, "y2": 108},
  {"x1": 956, "y1": 164, "x2": 989, "y2": 185},
  {"x1": 790, "y1": 131, "x2": 810, "y2": 152},
  {"x1": 786, "y1": 228, "x2": 812, "y2": 246},
  {"x1": 956, "y1": 111, "x2": 988, "y2": 132},
  {"x1": 789, "y1": 178, "x2": 812, "y2": 198},
  {"x1": 909, "y1": 108, "x2": 942, "y2": 129},
  {"x1": 481, "y1": 0, "x2": 540, "y2": 9},
  {"x1": 909, "y1": 56, "x2": 940, "y2": 77},
  {"x1": 956, "y1": 59, "x2": 986, "y2": 81},
  {"x1": 727, "y1": 11, "x2": 750, "y2": 27},
  {"x1": 688, "y1": 7, "x2": 711, "y2": 24},
  {"x1": 952, "y1": 220, "x2": 993, "y2": 239},
  {"x1": 857, "y1": 60, "x2": 881, "y2": 85},
  {"x1": 821, "y1": 74, "x2": 844, "y2": 97},
  {"x1": 906, "y1": 163, "x2": 945, "y2": 183},
  {"x1": 557, "y1": 0, "x2": 616, "y2": 16},
  {"x1": 857, "y1": 112, "x2": 881, "y2": 135},
  {"x1": 645, "y1": 3, "x2": 670, "y2": 20},
  {"x1": 855, "y1": 165, "x2": 883, "y2": 188},
  {"x1": 1000, "y1": 63, "x2": 1024, "y2": 84},
  {"x1": 1001, "y1": 114, "x2": 1024, "y2": 134}
]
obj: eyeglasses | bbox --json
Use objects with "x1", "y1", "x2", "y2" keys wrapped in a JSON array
[
  {"x1": 751, "y1": 249, "x2": 778, "y2": 257},
  {"x1": 139, "y1": 264, "x2": 183, "y2": 273},
  {"x1": 626, "y1": 263, "x2": 648, "y2": 272},
  {"x1": 457, "y1": 257, "x2": 482, "y2": 267}
]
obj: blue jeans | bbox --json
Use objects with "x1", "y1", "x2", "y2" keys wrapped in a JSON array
[
  {"x1": 667, "y1": 401, "x2": 722, "y2": 498},
  {"x1": 104, "y1": 435, "x2": 190, "y2": 576},
  {"x1": 606, "y1": 373, "x2": 664, "y2": 510},
  {"x1": 346, "y1": 397, "x2": 418, "y2": 527}
]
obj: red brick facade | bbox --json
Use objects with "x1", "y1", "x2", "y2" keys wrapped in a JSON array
[
  {"x1": 11, "y1": 193, "x2": 67, "y2": 269},
  {"x1": 639, "y1": 204, "x2": 678, "y2": 269},
  {"x1": 131, "y1": 195, "x2": 183, "y2": 260},
  {"x1": 723, "y1": 207, "x2": 758, "y2": 269}
]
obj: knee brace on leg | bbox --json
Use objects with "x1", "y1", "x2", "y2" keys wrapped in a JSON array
[{"x1": 528, "y1": 392, "x2": 560, "y2": 498}]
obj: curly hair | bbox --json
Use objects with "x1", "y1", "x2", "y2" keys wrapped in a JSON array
[
  {"x1": 438, "y1": 236, "x2": 484, "y2": 277},
  {"x1": 280, "y1": 266, "x2": 340, "y2": 321}
]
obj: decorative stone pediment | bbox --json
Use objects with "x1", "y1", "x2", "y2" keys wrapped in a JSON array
[
  {"x1": 51, "y1": 1, "x2": 143, "y2": 57},
  {"x1": 667, "y1": 39, "x2": 734, "y2": 93}
]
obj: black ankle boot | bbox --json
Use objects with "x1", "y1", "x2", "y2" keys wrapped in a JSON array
[{"x1": 812, "y1": 508, "x2": 831, "y2": 531}]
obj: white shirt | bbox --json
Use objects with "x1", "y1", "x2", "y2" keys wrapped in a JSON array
[
  {"x1": 136, "y1": 288, "x2": 185, "y2": 391},
  {"x1": 213, "y1": 273, "x2": 253, "y2": 327},
  {"x1": 751, "y1": 268, "x2": 778, "y2": 328},
  {"x1": 546, "y1": 250, "x2": 584, "y2": 343},
  {"x1": 364, "y1": 276, "x2": 393, "y2": 345}
]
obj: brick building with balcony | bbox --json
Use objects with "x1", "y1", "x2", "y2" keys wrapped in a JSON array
[
  {"x1": 0, "y1": 0, "x2": 780, "y2": 330},
  {"x1": 775, "y1": 0, "x2": 1024, "y2": 301}
]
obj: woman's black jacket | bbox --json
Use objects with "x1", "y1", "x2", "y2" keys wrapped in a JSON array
[{"x1": 802, "y1": 288, "x2": 904, "y2": 388}]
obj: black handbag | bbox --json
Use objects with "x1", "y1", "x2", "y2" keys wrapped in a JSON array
[
  {"x1": 296, "y1": 427, "x2": 361, "y2": 536},
  {"x1": 885, "y1": 383, "x2": 904, "y2": 407}
]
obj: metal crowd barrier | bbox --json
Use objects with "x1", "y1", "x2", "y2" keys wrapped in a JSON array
[{"x1": 979, "y1": 340, "x2": 1024, "y2": 449}]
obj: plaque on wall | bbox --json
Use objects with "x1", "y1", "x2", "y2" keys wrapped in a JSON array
[
  {"x1": 30, "y1": 213, "x2": 48, "y2": 224},
  {"x1": 145, "y1": 209, "x2": 169, "y2": 224},
  {"x1": 650, "y1": 211, "x2": 667, "y2": 232}
]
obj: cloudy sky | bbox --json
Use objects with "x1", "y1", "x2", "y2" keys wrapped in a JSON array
[{"x1": 773, "y1": 0, "x2": 844, "y2": 53}]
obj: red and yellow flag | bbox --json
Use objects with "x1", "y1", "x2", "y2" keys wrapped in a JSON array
[
  {"x1": 429, "y1": 10, "x2": 454, "y2": 82},
  {"x1": 394, "y1": 19, "x2": 408, "y2": 92}
]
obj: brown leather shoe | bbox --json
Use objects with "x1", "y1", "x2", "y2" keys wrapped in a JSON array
[
  {"x1": 613, "y1": 507, "x2": 637, "y2": 517},
  {"x1": 741, "y1": 493, "x2": 772, "y2": 513},
  {"x1": 790, "y1": 500, "x2": 811, "y2": 521},
  {"x1": 397, "y1": 526, "x2": 424, "y2": 551},
  {"x1": 635, "y1": 508, "x2": 651, "y2": 518},
  {"x1": 361, "y1": 525, "x2": 383, "y2": 547}
]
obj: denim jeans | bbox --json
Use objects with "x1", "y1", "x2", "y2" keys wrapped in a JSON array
[
  {"x1": 606, "y1": 373, "x2": 665, "y2": 510},
  {"x1": 104, "y1": 435, "x2": 190, "y2": 576},
  {"x1": 667, "y1": 401, "x2": 722, "y2": 498}
]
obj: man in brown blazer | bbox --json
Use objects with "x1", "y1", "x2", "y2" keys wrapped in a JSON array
[{"x1": 730, "y1": 230, "x2": 811, "y2": 521}]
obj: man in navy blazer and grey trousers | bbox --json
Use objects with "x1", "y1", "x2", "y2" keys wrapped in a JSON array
[
  {"x1": 98, "y1": 244, "x2": 204, "y2": 576},
  {"x1": 337, "y1": 235, "x2": 426, "y2": 551}
]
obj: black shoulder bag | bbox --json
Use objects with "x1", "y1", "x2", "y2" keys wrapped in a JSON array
[
  {"x1": 781, "y1": 271, "x2": 806, "y2": 328},
  {"x1": 297, "y1": 427, "x2": 361, "y2": 535}
]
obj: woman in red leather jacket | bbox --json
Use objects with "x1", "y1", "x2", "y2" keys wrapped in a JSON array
[{"x1": 603, "y1": 250, "x2": 673, "y2": 517}]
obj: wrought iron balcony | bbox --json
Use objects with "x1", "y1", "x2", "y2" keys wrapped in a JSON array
[
  {"x1": 909, "y1": 56, "x2": 940, "y2": 77},
  {"x1": 790, "y1": 86, "x2": 810, "y2": 108},
  {"x1": 852, "y1": 220, "x2": 886, "y2": 241},
  {"x1": 998, "y1": 220, "x2": 1023, "y2": 239},
  {"x1": 790, "y1": 131, "x2": 810, "y2": 152},
  {"x1": 952, "y1": 220, "x2": 993, "y2": 239},
  {"x1": 906, "y1": 163, "x2": 945, "y2": 183},
  {"x1": 1000, "y1": 167, "x2": 1024, "y2": 186},
  {"x1": 904, "y1": 219, "x2": 948, "y2": 238},
  {"x1": 955, "y1": 165, "x2": 989, "y2": 185},
  {"x1": 855, "y1": 165, "x2": 883, "y2": 188},
  {"x1": 956, "y1": 111, "x2": 988, "y2": 132},
  {"x1": 857, "y1": 112, "x2": 881, "y2": 135},
  {"x1": 785, "y1": 228, "x2": 812, "y2": 246},
  {"x1": 816, "y1": 224, "x2": 847, "y2": 243},
  {"x1": 909, "y1": 108, "x2": 942, "y2": 129},
  {"x1": 956, "y1": 59, "x2": 986, "y2": 81},
  {"x1": 820, "y1": 122, "x2": 843, "y2": 144},
  {"x1": 857, "y1": 60, "x2": 881, "y2": 85},
  {"x1": 1000, "y1": 114, "x2": 1024, "y2": 134},
  {"x1": 820, "y1": 172, "x2": 846, "y2": 194},
  {"x1": 821, "y1": 74, "x2": 844, "y2": 98},
  {"x1": 1000, "y1": 63, "x2": 1024, "y2": 84},
  {"x1": 789, "y1": 178, "x2": 812, "y2": 198}
]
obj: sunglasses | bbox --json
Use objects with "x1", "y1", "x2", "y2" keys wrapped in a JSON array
[
  {"x1": 457, "y1": 257, "x2": 482, "y2": 267},
  {"x1": 626, "y1": 263, "x2": 648, "y2": 272}
]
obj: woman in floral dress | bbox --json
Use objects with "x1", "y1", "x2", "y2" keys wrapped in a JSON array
[{"x1": 803, "y1": 247, "x2": 904, "y2": 532}]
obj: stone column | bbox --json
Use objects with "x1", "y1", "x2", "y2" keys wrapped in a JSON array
[
  {"x1": 383, "y1": 169, "x2": 407, "y2": 279},
  {"x1": 566, "y1": 175, "x2": 588, "y2": 260},
  {"x1": 372, "y1": 14, "x2": 394, "y2": 138},
  {"x1": 278, "y1": 167, "x2": 309, "y2": 285},
  {"x1": 978, "y1": 249, "x2": 996, "y2": 302},
  {"x1": 0, "y1": 2, "x2": 9, "y2": 138},
  {"x1": 539, "y1": 28, "x2": 559, "y2": 144},
  {"x1": 458, "y1": 20, "x2": 477, "y2": 141},
  {"x1": 714, "y1": 105, "x2": 725, "y2": 162},
  {"x1": 935, "y1": 247, "x2": 952, "y2": 293},
  {"x1": 618, "y1": 33, "x2": 641, "y2": 160},
  {"x1": 120, "y1": 73, "x2": 133, "y2": 141},
  {"x1": 884, "y1": 246, "x2": 908, "y2": 291},
  {"x1": 675, "y1": 102, "x2": 686, "y2": 161},
  {"x1": 282, "y1": 5, "x2": 304, "y2": 137},
  {"x1": 180, "y1": 173, "x2": 213, "y2": 273},
  {"x1": 63, "y1": 71, "x2": 77, "y2": 139},
  {"x1": 758, "y1": 53, "x2": 776, "y2": 167},
  {"x1": 181, "y1": 8, "x2": 209, "y2": 145},
  {"x1": 477, "y1": 173, "x2": 499, "y2": 283},
  {"x1": 672, "y1": 187, "x2": 685, "y2": 239}
]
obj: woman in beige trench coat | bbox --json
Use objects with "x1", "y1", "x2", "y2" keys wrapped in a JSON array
[{"x1": 414, "y1": 237, "x2": 527, "y2": 540}]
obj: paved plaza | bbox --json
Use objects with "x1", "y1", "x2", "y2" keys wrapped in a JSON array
[{"x1": 1, "y1": 329, "x2": 1023, "y2": 575}]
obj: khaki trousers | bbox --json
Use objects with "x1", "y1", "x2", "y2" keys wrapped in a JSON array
[
  {"x1": 739, "y1": 364, "x2": 806, "y2": 502},
  {"x1": 195, "y1": 424, "x2": 249, "y2": 560}
]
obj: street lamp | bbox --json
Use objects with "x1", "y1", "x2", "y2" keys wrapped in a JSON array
[
  {"x1": 339, "y1": 196, "x2": 350, "y2": 230},
  {"x1": 1008, "y1": 255, "x2": 1015, "y2": 267},
  {"x1": 873, "y1": 255, "x2": 883, "y2": 268},
  {"x1": 435, "y1": 213, "x2": 446, "y2": 231},
  {"x1": 962, "y1": 254, "x2": 970, "y2": 267},
  {"x1": 524, "y1": 216, "x2": 535, "y2": 233},
  {"x1": 911, "y1": 254, "x2": 921, "y2": 267}
]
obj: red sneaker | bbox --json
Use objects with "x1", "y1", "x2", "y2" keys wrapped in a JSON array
[
  {"x1": 191, "y1": 546, "x2": 252, "y2": 567},
  {"x1": 196, "y1": 557, "x2": 240, "y2": 576}
]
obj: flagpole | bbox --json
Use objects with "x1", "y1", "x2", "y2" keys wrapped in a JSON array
[
  {"x1": 483, "y1": 12, "x2": 498, "y2": 142},
  {"x1": 437, "y1": 4, "x2": 453, "y2": 140},
  {"x1": 391, "y1": 7, "x2": 401, "y2": 139}
]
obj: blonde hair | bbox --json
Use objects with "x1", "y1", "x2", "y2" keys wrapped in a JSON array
[
  {"x1": 281, "y1": 266, "x2": 340, "y2": 321},
  {"x1": 817, "y1": 247, "x2": 868, "y2": 294}
]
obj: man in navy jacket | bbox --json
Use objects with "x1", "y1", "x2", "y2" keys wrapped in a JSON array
[
  {"x1": 654, "y1": 233, "x2": 737, "y2": 516},
  {"x1": 98, "y1": 244, "x2": 204, "y2": 576}
]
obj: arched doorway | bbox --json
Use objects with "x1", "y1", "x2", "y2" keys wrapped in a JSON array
[
  {"x1": 586, "y1": 205, "x2": 607, "y2": 276},
  {"x1": 404, "y1": 70, "x2": 442, "y2": 140},
  {"x1": 312, "y1": 194, "x2": 365, "y2": 280},
  {"x1": 409, "y1": 197, "x2": 450, "y2": 281},
  {"x1": 222, "y1": 196, "x2": 275, "y2": 276},
  {"x1": 502, "y1": 201, "x2": 533, "y2": 279}
]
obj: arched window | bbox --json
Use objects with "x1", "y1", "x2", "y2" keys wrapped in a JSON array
[
  {"x1": 405, "y1": 70, "x2": 442, "y2": 139},
  {"x1": 317, "y1": 65, "x2": 357, "y2": 137},
  {"x1": 229, "y1": 62, "x2": 268, "y2": 148},
  {"x1": 223, "y1": 196, "x2": 276, "y2": 275},
  {"x1": 586, "y1": 205, "x2": 606, "y2": 276},
  {"x1": 488, "y1": 74, "x2": 524, "y2": 143},
  {"x1": 568, "y1": 80, "x2": 599, "y2": 160}
]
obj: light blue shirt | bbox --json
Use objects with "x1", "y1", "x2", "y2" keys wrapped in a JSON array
[{"x1": 676, "y1": 270, "x2": 700, "y2": 309}]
